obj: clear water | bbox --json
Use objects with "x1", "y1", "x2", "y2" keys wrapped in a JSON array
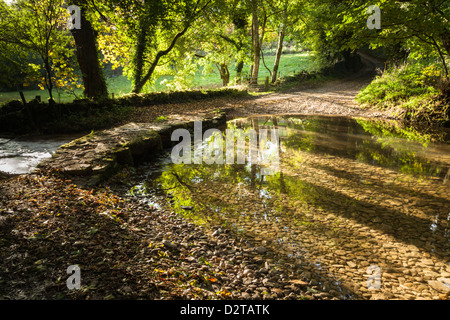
[
  {"x1": 131, "y1": 115, "x2": 450, "y2": 299},
  {"x1": 0, "y1": 135, "x2": 79, "y2": 174}
]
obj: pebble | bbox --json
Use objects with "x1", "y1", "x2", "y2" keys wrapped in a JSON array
[
  {"x1": 162, "y1": 240, "x2": 177, "y2": 249},
  {"x1": 428, "y1": 279, "x2": 450, "y2": 293},
  {"x1": 256, "y1": 246, "x2": 267, "y2": 254},
  {"x1": 241, "y1": 292, "x2": 251, "y2": 299}
]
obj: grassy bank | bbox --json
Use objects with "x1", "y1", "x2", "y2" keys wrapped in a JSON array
[{"x1": 356, "y1": 61, "x2": 449, "y2": 124}]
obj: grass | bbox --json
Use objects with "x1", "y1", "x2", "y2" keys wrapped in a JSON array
[
  {"x1": 189, "y1": 52, "x2": 317, "y2": 88},
  {"x1": 355, "y1": 60, "x2": 448, "y2": 123},
  {"x1": 0, "y1": 52, "x2": 315, "y2": 106}
]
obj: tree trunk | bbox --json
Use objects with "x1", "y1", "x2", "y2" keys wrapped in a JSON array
[
  {"x1": 271, "y1": 3, "x2": 287, "y2": 86},
  {"x1": 231, "y1": 9, "x2": 248, "y2": 84},
  {"x1": 70, "y1": 1, "x2": 108, "y2": 100},
  {"x1": 435, "y1": 44, "x2": 448, "y2": 77},
  {"x1": 216, "y1": 63, "x2": 230, "y2": 86},
  {"x1": 250, "y1": 0, "x2": 260, "y2": 85},
  {"x1": 43, "y1": 56, "x2": 54, "y2": 102},
  {"x1": 132, "y1": 0, "x2": 212, "y2": 93},
  {"x1": 132, "y1": 26, "x2": 189, "y2": 94},
  {"x1": 260, "y1": 48, "x2": 272, "y2": 80},
  {"x1": 437, "y1": 34, "x2": 449, "y2": 77},
  {"x1": 272, "y1": 1, "x2": 288, "y2": 84},
  {"x1": 271, "y1": 29, "x2": 284, "y2": 83},
  {"x1": 133, "y1": 17, "x2": 148, "y2": 87},
  {"x1": 236, "y1": 61, "x2": 244, "y2": 83}
]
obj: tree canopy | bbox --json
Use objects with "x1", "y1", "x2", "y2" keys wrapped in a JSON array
[{"x1": 0, "y1": 0, "x2": 448, "y2": 101}]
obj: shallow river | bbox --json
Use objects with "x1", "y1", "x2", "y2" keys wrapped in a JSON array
[
  {"x1": 0, "y1": 135, "x2": 80, "y2": 174},
  {"x1": 130, "y1": 115, "x2": 450, "y2": 299}
]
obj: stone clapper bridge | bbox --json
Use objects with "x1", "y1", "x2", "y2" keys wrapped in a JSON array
[{"x1": 37, "y1": 111, "x2": 226, "y2": 186}]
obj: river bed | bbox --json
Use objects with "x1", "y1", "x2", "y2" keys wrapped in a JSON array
[{"x1": 128, "y1": 115, "x2": 450, "y2": 299}]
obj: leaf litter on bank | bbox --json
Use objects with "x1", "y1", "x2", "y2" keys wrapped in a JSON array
[{"x1": 0, "y1": 169, "x2": 332, "y2": 300}]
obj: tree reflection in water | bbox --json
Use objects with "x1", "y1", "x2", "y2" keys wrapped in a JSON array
[{"x1": 134, "y1": 115, "x2": 450, "y2": 299}]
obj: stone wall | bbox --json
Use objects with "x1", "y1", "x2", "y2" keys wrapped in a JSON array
[{"x1": 37, "y1": 111, "x2": 226, "y2": 186}]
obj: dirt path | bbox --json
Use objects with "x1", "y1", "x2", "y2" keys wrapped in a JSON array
[
  {"x1": 226, "y1": 69, "x2": 391, "y2": 120},
  {"x1": 126, "y1": 67, "x2": 393, "y2": 125}
]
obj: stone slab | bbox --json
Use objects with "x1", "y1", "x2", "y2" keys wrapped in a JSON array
[{"x1": 36, "y1": 111, "x2": 226, "y2": 185}]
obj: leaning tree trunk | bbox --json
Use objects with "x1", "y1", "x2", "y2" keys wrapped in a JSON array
[
  {"x1": 272, "y1": 3, "x2": 288, "y2": 84},
  {"x1": 437, "y1": 33, "x2": 450, "y2": 77},
  {"x1": 132, "y1": 25, "x2": 189, "y2": 94},
  {"x1": 70, "y1": 2, "x2": 108, "y2": 101},
  {"x1": 250, "y1": 0, "x2": 261, "y2": 85},
  {"x1": 271, "y1": 28, "x2": 284, "y2": 84}
]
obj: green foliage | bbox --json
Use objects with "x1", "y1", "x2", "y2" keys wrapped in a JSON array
[
  {"x1": 357, "y1": 63, "x2": 440, "y2": 107},
  {"x1": 356, "y1": 61, "x2": 448, "y2": 123},
  {"x1": 0, "y1": 42, "x2": 32, "y2": 90},
  {"x1": 294, "y1": 0, "x2": 450, "y2": 77},
  {"x1": 194, "y1": 53, "x2": 315, "y2": 88},
  {"x1": 0, "y1": 0, "x2": 81, "y2": 100},
  {"x1": 100, "y1": 0, "x2": 216, "y2": 93},
  {"x1": 294, "y1": 0, "x2": 350, "y2": 69},
  {"x1": 184, "y1": 0, "x2": 252, "y2": 86},
  {"x1": 1, "y1": 0, "x2": 448, "y2": 126},
  {"x1": 0, "y1": 53, "x2": 313, "y2": 104},
  {"x1": 155, "y1": 115, "x2": 169, "y2": 122}
]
